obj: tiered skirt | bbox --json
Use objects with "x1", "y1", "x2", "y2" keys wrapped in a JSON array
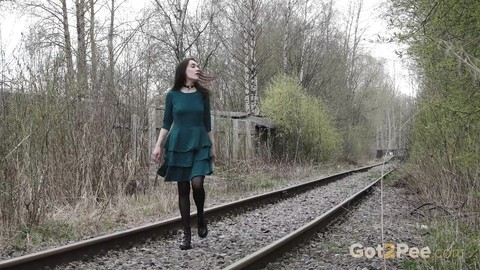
[{"x1": 156, "y1": 126, "x2": 213, "y2": 181}]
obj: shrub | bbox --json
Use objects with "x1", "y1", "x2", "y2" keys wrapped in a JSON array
[{"x1": 261, "y1": 75, "x2": 340, "y2": 163}]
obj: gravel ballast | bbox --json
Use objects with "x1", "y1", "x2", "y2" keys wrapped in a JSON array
[
  {"x1": 263, "y1": 183, "x2": 425, "y2": 269},
  {"x1": 60, "y1": 164, "x2": 396, "y2": 270}
]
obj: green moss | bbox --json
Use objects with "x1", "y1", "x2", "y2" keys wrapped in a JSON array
[
  {"x1": 103, "y1": 219, "x2": 117, "y2": 231},
  {"x1": 11, "y1": 220, "x2": 77, "y2": 251}
]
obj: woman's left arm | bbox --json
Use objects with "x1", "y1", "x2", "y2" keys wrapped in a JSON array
[
  {"x1": 208, "y1": 131, "x2": 216, "y2": 161},
  {"x1": 204, "y1": 96, "x2": 216, "y2": 161}
]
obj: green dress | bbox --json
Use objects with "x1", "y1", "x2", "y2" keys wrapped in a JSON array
[{"x1": 157, "y1": 89, "x2": 213, "y2": 181}]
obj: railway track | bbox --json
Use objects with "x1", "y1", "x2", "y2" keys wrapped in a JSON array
[
  {"x1": 224, "y1": 169, "x2": 394, "y2": 270},
  {"x1": 0, "y1": 162, "x2": 393, "y2": 270}
]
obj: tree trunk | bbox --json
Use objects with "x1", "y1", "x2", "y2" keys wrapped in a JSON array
[
  {"x1": 345, "y1": 1, "x2": 362, "y2": 96},
  {"x1": 299, "y1": 0, "x2": 308, "y2": 83},
  {"x1": 283, "y1": 0, "x2": 292, "y2": 74},
  {"x1": 107, "y1": 0, "x2": 115, "y2": 100},
  {"x1": 245, "y1": 0, "x2": 260, "y2": 116},
  {"x1": 76, "y1": 0, "x2": 87, "y2": 98},
  {"x1": 61, "y1": 0, "x2": 74, "y2": 93},
  {"x1": 250, "y1": 5, "x2": 259, "y2": 116},
  {"x1": 243, "y1": 27, "x2": 251, "y2": 114},
  {"x1": 89, "y1": 0, "x2": 98, "y2": 97},
  {"x1": 175, "y1": 0, "x2": 189, "y2": 62}
]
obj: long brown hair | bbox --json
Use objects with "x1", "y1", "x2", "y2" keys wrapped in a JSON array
[{"x1": 172, "y1": 58, "x2": 214, "y2": 99}]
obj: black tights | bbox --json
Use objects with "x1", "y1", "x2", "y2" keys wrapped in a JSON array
[{"x1": 177, "y1": 176, "x2": 205, "y2": 228}]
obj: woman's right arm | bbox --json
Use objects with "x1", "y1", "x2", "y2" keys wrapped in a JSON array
[
  {"x1": 151, "y1": 128, "x2": 169, "y2": 162},
  {"x1": 151, "y1": 91, "x2": 173, "y2": 162}
]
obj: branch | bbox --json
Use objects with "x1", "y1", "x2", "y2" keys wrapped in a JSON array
[
  {"x1": 439, "y1": 39, "x2": 480, "y2": 77},
  {"x1": 183, "y1": 18, "x2": 211, "y2": 54},
  {"x1": 153, "y1": 0, "x2": 178, "y2": 42}
]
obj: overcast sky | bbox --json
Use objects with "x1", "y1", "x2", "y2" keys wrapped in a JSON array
[
  {"x1": 0, "y1": 0, "x2": 415, "y2": 96},
  {"x1": 335, "y1": 0, "x2": 415, "y2": 96}
]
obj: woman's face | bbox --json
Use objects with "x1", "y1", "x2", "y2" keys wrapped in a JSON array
[{"x1": 185, "y1": 60, "x2": 200, "y2": 82}]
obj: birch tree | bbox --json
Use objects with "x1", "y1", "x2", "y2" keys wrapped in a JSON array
[
  {"x1": 243, "y1": 0, "x2": 261, "y2": 115},
  {"x1": 225, "y1": 0, "x2": 269, "y2": 115}
]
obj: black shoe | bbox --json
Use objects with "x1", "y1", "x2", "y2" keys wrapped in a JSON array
[
  {"x1": 179, "y1": 227, "x2": 191, "y2": 250},
  {"x1": 198, "y1": 215, "x2": 208, "y2": 238}
]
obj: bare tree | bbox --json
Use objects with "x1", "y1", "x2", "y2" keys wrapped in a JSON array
[
  {"x1": 149, "y1": 0, "x2": 215, "y2": 63},
  {"x1": 282, "y1": 0, "x2": 296, "y2": 74},
  {"x1": 343, "y1": 0, "x2": 366, "y2": 97},
  {"x1": 191, "y1": 0, "x2": 222, "y2": 70}
]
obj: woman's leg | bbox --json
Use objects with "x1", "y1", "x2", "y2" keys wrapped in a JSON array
[
  {"x1": 177, "y1": 181, "x2": 191, "y2": 249},
  {"x1": 191, "y1": 176, "x2": 205, "y2": 216},
  {"x1": 191, "y1": 176, "x2": 207, "y2": 238},
  {"x1": 178, "y1": 181, "x2": 191, "y2": 228}
]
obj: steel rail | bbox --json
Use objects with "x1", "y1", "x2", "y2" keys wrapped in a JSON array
[
  {"x1": 0, "y1": 162, "x2": 389, "y2": 270},
  {"x1": 223, "y1": 168, "x2": 395, "y2": 270}
]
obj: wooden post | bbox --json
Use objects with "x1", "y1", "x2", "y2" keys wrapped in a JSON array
[
  {"x1": 245, "y1": 119, "x2": 252, "y2": 159},
  {"x1": 232, "y1": 119, "x2": 239, "y2": 160},
  {"x1": 131, "y1": 114, "x2": 139, "y2": 164}
]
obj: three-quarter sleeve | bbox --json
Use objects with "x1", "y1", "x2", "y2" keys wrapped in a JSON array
[
  {"x1": 203, "y1": 96, "x2": 212, "y2": 132},
  {"x1": 162, "y1": 91, "x2": 173, "y2": 130}
]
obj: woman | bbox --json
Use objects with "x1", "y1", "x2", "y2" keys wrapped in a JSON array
[{"x1": 151, "y1": 58, "x2": 215, "y2": 250}]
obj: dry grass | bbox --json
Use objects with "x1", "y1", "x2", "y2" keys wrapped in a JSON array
[
  {"x1": 393, "y1": 163, "x2": 480, "y2": 270},
  {"x1": 397, "y1": 162, "x2": 480, "y2": 210}
]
